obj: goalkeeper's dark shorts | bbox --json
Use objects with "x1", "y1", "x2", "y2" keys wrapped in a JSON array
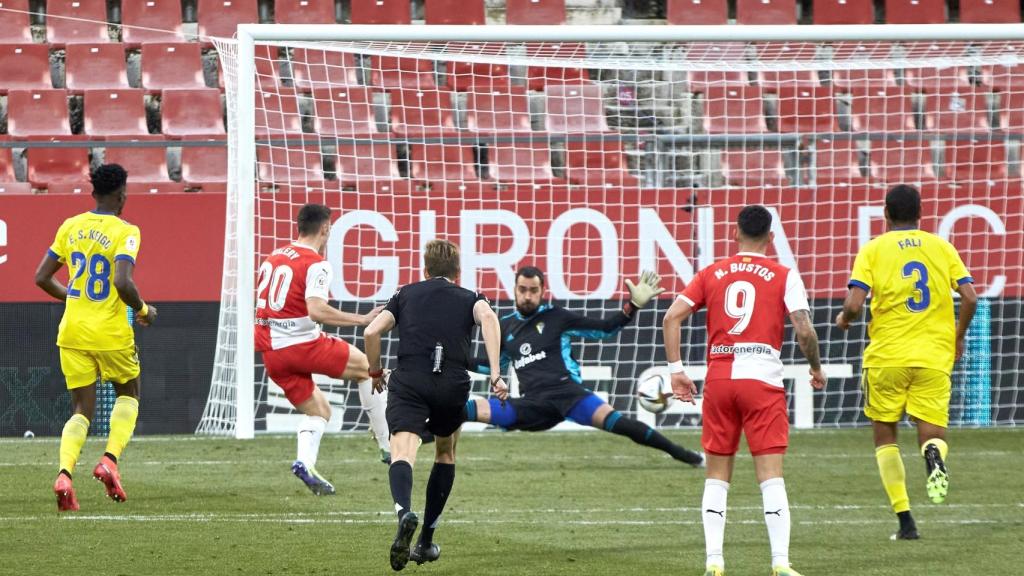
[{"x1": 488, "y1": 388, "x2": 604, "y2": 431}]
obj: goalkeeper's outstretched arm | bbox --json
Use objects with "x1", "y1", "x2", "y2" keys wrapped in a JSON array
[{"x1": 563, "y1": 270, "x2": 667, "y2": 336}]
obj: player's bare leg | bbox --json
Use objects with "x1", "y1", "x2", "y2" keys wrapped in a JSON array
[
  {"x1": 872, "y1": 420, "x2": 918, "y2": 539},
  {"x1": 91, "y1": 378, "x2": 139, "y2": 503},
  {"x1": 291, "y1": 389, "x2": 335, "y2": 495},
  {"x1": 389, "y1": 431, "x2": 422, "y2": 571},
  {"x1": 752, "y1": 454, "x2": 801, "y2": 575},
  {"x1": 914, "y1": 419, "x2": 949, "y2": 504},
  {"x1": 590, "y1": 403, "x2": 704, "y2": 467},
  {"x1": 346, "y1": 348, "x2": 391, "y2": 463},
  {"x1": 411, "y1": 430, "x2": 458, "y2": 566},
  {"x1": 56, "y1": 384, "x2": 97, "y2": 512},
  {"x1": 700, "y1": 454, "x2": 734, "y2": 575}
]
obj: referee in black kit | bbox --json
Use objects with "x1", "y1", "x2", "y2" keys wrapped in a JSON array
[{"x1": 364, "y1": 239, "x2": 508, "y2": 572}]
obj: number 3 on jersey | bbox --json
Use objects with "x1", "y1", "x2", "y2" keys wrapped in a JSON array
[
  {"x1": 256, "y1": 262, "x2": 294, "y2": 311},
  {"x1": 902, "y1": 261, "x2": 930, "y2": 312},
  {"x1": 725, "y1": 280, "x2": 756, "y2": 335}
]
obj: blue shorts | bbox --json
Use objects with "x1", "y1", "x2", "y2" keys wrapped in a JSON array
[{"x1": 487, "y1": 391, "x2": 606, "y2": 431}]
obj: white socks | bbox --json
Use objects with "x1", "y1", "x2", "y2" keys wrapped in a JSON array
[
  {"x1": 296, "y1": 415, "x2": 327, "y2": 467},
  {"x1": 358, "y1": 378, "x2": 391, "y2": 452},
  {"x1": 702, "y1": 479, "x2": 729, "y2": 569},
  {"x1": 760, "y1": 477, "x2": 791, "y2": 569}
]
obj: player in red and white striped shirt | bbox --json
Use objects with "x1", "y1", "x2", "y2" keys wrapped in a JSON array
[
  {"x1": 256, "y1": 204, "x2": 387, "y2": 495},
  {"x1": 662, "y1": 205, "x2": 826, "y2": 576}
]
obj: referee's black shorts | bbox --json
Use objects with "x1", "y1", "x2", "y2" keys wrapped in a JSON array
[{"x1": 386, "y1": 368, "x2": 471, "y2": 438}]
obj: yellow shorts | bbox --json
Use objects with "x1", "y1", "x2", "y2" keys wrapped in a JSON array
[
  {"x1": 862, "y1": 367, "x2": 951, "y2": 428},
  {"x1": 59, "y1": 347, "x2": 140, "y2": 390}
]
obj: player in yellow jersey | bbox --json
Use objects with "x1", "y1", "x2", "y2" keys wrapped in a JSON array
[
  {"x1": 33, "y1": 164, "x2": 157, "y2": 512},
  {"x1": 836, "y1": 185, "x2": 977, "y2": 540}
]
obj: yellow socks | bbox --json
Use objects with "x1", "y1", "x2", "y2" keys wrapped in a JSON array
[
  {"x1": 921, "y1": 438, "x2": 948, "y2": 460},
  {"x1": 105, "y1": 396, "x2": 140, "y2": 460},
  {"x1": 59, "y1": 414, "x2": 90, "y2": 476},
  {"x1": 875, "y1": 444, "x2": 910, "y2": 513}
]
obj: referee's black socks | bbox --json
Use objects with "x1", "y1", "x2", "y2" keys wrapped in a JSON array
[
  {"x1": 389, "y1": 460, "x2": 414, "y2": 521},
  {"x1": 606, "y1": 413, "x2": 702, "y2": 465},
  {"x1": 419, "y1": 463, "x2": 456, "y2": 546}
]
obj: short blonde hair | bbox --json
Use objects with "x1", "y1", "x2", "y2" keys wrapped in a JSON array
[{"x1": 424, "y1": 239, "x2": 460, "y2": 280}]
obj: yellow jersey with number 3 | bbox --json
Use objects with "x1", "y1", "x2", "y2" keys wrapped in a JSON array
[
  {"x1": 849, "y1": 228, "x2": 972, "y2": 374},
  {"x1": 47, "y1": 210, "x2": 141, "y2": 351}
]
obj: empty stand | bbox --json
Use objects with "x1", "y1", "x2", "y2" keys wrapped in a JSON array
[
  {"x1": 924, "y1": 90, "x2": 993, "y2": 133},
  {"x1": 446, "y1": 43, "x2": 511, "y2": 92},
  {"x1": 1000, "y1": 91, "x2": 1024, "y2": 132},
  {"x1": 0, "y1": 0, "x2": 33, "y2": 43},
  {"x1": 290, "y1": 48, "x2": 359, "y2": 91},
  {"x1": 506, "y1": 0, "x2": 566, "y2": 24},
  {"x1": 720, "y1": 149, "x2": 788, "y2": 186},
  {"x1": 197, "y1": 0, "x2": 259, "y2": 43},
  {"x1": 310, "y1": 87, "x2": 381, "y2": 137},
  {"x1": 141, "y1": 42, "x2": 206, "y2": 93},
  {"x1": 161, "y1": 89, "x2": 226, "y2": 138},
  {"x1": 335, "y1": 144, "x2": 399, "y2": 185},
  {"x1": 0, "y1": 45, "x2": 51, "y2": 94},
  {"x1": 349, "y1": 0, "x2": 411, "y2": 24},
  {"x1": 410, "y1": 144, "x2": 477, "y2": 182},
  {"x1": 257, "y1": 146, "x2": 325, "y2": 184},
  {"x1": 884, "y1": 0, "x2": 946, "y2": 23},
  {"x1": 736, "y1": 0, "x2": 797, "y2": 24},
  {"x1": 904, "y1": 61, "x2": 971, "y2": 93},
  {"x1": 370, "y1": 56, "x2": 436, "y2": 90},
  {"x1": 255, "y1": 91, "x2": 303, "y2": 138},
  {"x1": 65, "y1": 44, "x2": 129, "y2": 94},
  {"x1": 488, "y1": 143, "x2": 557, "y2": 182},
  {"x1": 275, "y1": 0, "x2": 336, "y2": 24},
  {"x1": 388, "y1": 89, "x2": 457, "y2": 136},
  {"x1": 685, "y1": 43, "x2": 748, "y2": 93},
  {"x1": 959, "y1": 0, "x2": 1021, "y2": 22},
  {"x1": 667, "y1": 0, "x2": 728, "y2": 24},
  {"x1": 466, "y1": 87, "x2": 532, "y2": 134},
  {"x1": 526, "y1": 43, "x2": 589, "y2": 91},
  {"x1": 869, "y1": 141, "x2": 937, "y2": 182},
  {"x1": 849, "y1": 88, "x2": 916, "y2": 132},
  {"x1": 776, "y1": 86, "x2": 839, "y2": 133},
  {"x1": 180, "y1": 145, "x2": 228, "y2": 187},
  {"x1": 0, "y1": 182, "x2": 32, "y2": 193},
  {"x1": 544, "y1": 84, "x2": 609, "y2": 133},
  {"x1": 702, "y1": 85, "x2": 768, "y2": 134},
  {"x1": 7, "y1": 90, "x2": 71, "y2": 137},
  {"x1": 830, "y1": 42, "x2": 897, "y2": 90},
  {"x1": 813, "y1": 0, "x2": 874, "y2": 24},
  {"x1": 981, "y1": 63, "x2": 1024, "y2": 93},
  {"x1": 814, "y1": 138, "x2": 866, "y2": 185},
  {"x1": 425, "y1": 0, "x2": 484, "y2": 24},
  {"x1": 104, "y1": 146, "x2": 172, "y2": 182},
  {"x1": 46, "y1": 0, "x2": 109, "y2": 45},
  {"x1": 755, "y1": 43, "x2": 821, "y2": 91},
  {"x1": 26, "y1": 147, "x2": 90, "y2": 187},
  {"x1": 121, "y1": 0, "x2": 184, "y2": 46},
  {"x1": 944, "y1": 140, "x2": 1008, "y2": 182},
  {"x1": 83, "y1": 89, "x2": 151, "y2": 139},
  {"x1": 564, "y1": 142, "x2": 640, "y2": 187}
]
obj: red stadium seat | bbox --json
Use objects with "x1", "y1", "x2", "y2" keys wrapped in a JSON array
[
  {"x1": 526, "y1": 43, "x2": 589, "y2": 91},
  {"x1": 335, "y1": 144, "x2": 399, "y2": 186},
  {"x1": 197, "y1": 0, "x2": 259, "y2": 44},
  {"x1": 349, "y1": 0, "x2": 411, "y2": 24},
  {"x1": 370, "y1": 56, "x2": 436, "y2": 90},
  {"x1": 884, "y1": 0, "x2": 946, "y2": 23},
  {"x1": 684, "y1": 43, "x2": 748, "y2": 93},
  {"x1": 814, "y1": 138, "x2": 866, "y2": 185},
  {"x1": 981, "y1": 63, "x2": 1024, "y2": 93},
  {"x1": 276, "y1": 0, "x2": 336, "y2": 23},
  {"x1": 736, "y1": 0, "x2": 796, "y2": 24},
  {"x1": 180, "y1": 145, "x2": 228, "y2": 187},
  {"x1": 0, "y1": 44, "x2": 51, "y2": 94},
  {"x1": 544, "y1": 84, "x2": 609, "y2": 133},
  {"x1": 7, "y1": 90, "x2": 71, "y2": 137},
  {"x1": 0, "y1": 146, "x2": 13, "y2": 179},
  {"x1": 466, "y1": 87, "x2": 532, "y2": 134},
  {"x1": 924, "y1": 90, "x2": 993, "y2": 133},
  {"x1": 388, "y1": 89, "x2": 457, "y2": 137},
  {"x1": 945, "y1": 140, "x2": 1007, "y2": 182},
  {"x1": 903, "y1": 43, "x2": 971, "y2": 93},
  {"x1": 564, "y1": 142, "x2": 640, "y2": 187},
  {"x1": 65, "y1": 44, "x2": 129, "y2": 94},
  {"x1": 488, "y1": 144, "x2": 558, "y2": 182},
  {"x1": 506, "y1": 0, "x2": 566, "y2": 24},
  {"x1": 410, "y1": 144, "x2": 477, "y2": 182},
  {"x1": 47, "y1": 0, "x2": 109, "y2": 45},
  {"x1": 104, "y1": 146, "x2": 172, "y2": 183},
  {"x1": 849, "y1": 88, "x2": 916, "y2": 133},
  {"x1": 869, "y1": 141, "x2": 937, "y2": 183},
  {"x1": 26, "y1": 146, "x2": 90, "y2": 187},
  {"x1": 289, "y1": 48, "x2": 359, "y2": 91},
  {"x1": 219, "y1": 45, "x2": 281, "y2": 89},
  {"x1": 667, "y1": 0, "x2": 728, "y2": 24},
  {"x1": 310, "y1": 87, "x2": 381, "y2": 138},
  {"x1": 959, "y1": 0, "x2": 1021, "y2": 22},
  {"x1": 1000, "y1": 91, "x2": 1024, "y2": 133},
  {"x1": 425, "y1": 0, "x2": 484, "y2": 24},
  {"x1": 755, "y1": 43, "x2": 820, "y2": 91},
  {"x1": 702, "y1": 85, "x2": 768, "y2": 134},
  {"x1": 776, "y1": 86, "x2": 839, "y2": 133},
  {"x1": 257, "y1": 146, "x2": 325, "y2": 184},
  {"x1": 720, "y1": 149, "x2": 788, "y2": 186},
  {"x1": 126, "y1": 181, "x2": 185, "y2": 193},
  {"x1": 83, "y1": 89, "x2": 150, "y2": 139},
  {"x1": 446, "y1": 43, "x2": 511, "y2": 92},
  {"x1": 255, "y1": 91, "x2": 303, "y2": 138},
  {"x1": 141, "y1": 42, "x2": 206, "y2": 93},
  {"x1": 121, "y1": 0, "x2": 184, "y2": 46},
  {"x1": 0, "y1": 182, "x2": 33, "y2": 193},
  {"x1": 813, "y1": 0, "x2": 874, "y2": 24},
  {"x1": 160, "y1": 89, "x2": 225, "y2": 138},
  {"x1": 0, "y1": 0, "x2": 33, "y2": 43},
  {"x1": 830, "y1": 42, "x2": 897, "y2": 90}
]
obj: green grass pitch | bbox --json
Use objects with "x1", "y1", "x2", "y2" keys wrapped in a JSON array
[{"x1": 1, "y1": 429, "x2": 1022, "y2": 575}]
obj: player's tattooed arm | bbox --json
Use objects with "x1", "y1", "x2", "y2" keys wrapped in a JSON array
[
  {"x1": 790, "y1": 309, "x2": 826, "y2": 390},
  {"x1": 835, "y1": 286, "x2": 868, "y2": 330}
]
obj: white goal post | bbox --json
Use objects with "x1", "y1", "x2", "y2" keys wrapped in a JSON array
[{"x1": 200, "y1": 24, "x2": 1024, "y2": 439}]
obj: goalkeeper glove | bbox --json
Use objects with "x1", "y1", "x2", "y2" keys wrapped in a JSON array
[{"x1": 625, "y1": 270, "x2": 666, "y2": 309}]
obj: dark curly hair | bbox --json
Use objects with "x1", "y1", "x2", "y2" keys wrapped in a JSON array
[
  {"x1": 885, "y1": 184, "x2": 922, "y2": 224},
  {"x1": 737, "y1": 204, "x2": 772, "y2": 240},
  {"x1": 91, "y1": 164, "x2": 128, "y2": 196}
]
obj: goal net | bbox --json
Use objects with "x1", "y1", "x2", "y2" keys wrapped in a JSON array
[{"x1": 199, "y1": 26, "x2": 1024, "y2": 438}]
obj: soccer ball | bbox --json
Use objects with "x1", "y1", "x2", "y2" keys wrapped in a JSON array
[{"x1": 636, "y1": 373, "x2": 673, "y2": 414}]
